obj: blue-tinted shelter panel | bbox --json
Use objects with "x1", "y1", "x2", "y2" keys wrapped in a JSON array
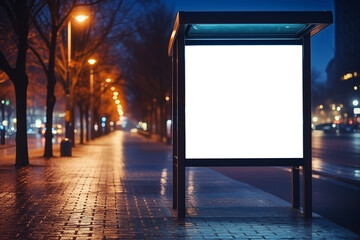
[
  {"x1": 187, "y1": 24, "x2": 308, "y2": 38},
  {"x1": 168, "y1": 11, "x2": 333, "y2": 55}
]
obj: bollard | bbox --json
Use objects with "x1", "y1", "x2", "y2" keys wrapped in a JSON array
[
  {"x1": 60, "y1": 138, "x2": 72, "y2": 156},
  {"x1": 0, "y1": 129, "x2": 5, "y2": 145}
]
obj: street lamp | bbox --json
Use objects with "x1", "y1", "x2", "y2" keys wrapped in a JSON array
[
  {"x1": 74, "y1": 14, "x2": 89, "y2": 23},
  {"x1": 88, "y1": 58, "x2": 96, "y2": 65},
  {"x1": 88, "y1": 58, "x2": 96, "y2": 139},
  {"x1": 1, "y1": 100, "x2": 5, "y2": 145},
  {"x1": 65, "y1": 13, "x2": 89, "y2": 141},
  {"x1": 353, "y1": 99, "x2": 360, "y2": 130},
  {"x1": 353, "y1": 99, "x2": 359, "y2": 107}
]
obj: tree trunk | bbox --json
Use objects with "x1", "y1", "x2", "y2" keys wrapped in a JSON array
[
  {"x1": 85, "y1": 106, "x2": 89, "y2": 142},
  {"x1": 78, "y1": 103, "x2": 84, "y2": 144},
  {"x1": 44, "y1": 93, "x2": 55, "y2": 158},
  {"x1": 160, "y1": 100, "x2": 167, "y2": 142},
  {"x1": 13, "y1": 73, "x2": 29, "y2": 167},
  {"x1": 70, "y1": 89, "x2": 75, "y2": 146},
  {"x1": 43, "y1": 26, "x2": 58, "y2": 158},
  {"x1": 0, "y1": 0, "x2": 31, "y2": 166},
  {"x1": 14, "y1": 0, "x2": 30, "y2": 167}
]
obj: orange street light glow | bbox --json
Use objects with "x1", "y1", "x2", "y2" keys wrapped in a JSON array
[
  {"x1": 88, "y1": 58, "x2": 96, "y2": 65},
  {"x1": 75, "y1": 14, "x2": 89, "y2": 23},
  {"x1": 106, "y1": 78, "x2": 112, "y2": 83}
]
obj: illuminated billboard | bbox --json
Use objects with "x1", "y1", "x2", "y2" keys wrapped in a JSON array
[{"x1": 185, "y1": 45, "x2": 303, "y2": 159}]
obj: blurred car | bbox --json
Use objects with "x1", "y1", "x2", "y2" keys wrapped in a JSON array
[
  {"x1": 338, "y1": 124, "x2": 355, "y2": 133},
  {"x1": 314, "y1": 123, "x2": 337, "y2": 133},
  {"x1": 41, "y1": 127, "x2": 58, "y2": 136},
  {"x1": 314, "y1": 123, "x2": 356, "y2": 133},
  {"x1": 41, "y1": 124, "x2": 63, "y2": 137},
  {"x1": 27, "y1": 128, "x2": 37, "y2": 135}
]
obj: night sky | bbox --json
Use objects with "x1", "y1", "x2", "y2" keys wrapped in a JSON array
[{"x1": 171, "y1": 0, "x2": 334, "y2": 82}]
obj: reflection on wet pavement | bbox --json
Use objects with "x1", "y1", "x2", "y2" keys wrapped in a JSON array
[
  {"x1": 0, "y1": 131, "x2": 358, "y2": 239},
  {"x1": 312, "y1": 131, "x2": 360, "y2": 183}
]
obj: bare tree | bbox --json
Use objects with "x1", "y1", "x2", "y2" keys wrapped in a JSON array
[
  {"x1": 74, "y1": 70, "x2": 90, "y2": 143},
  {"x1": 30, "y1": 0, "x2": 94, "y2": 157},
  {"x1": 54, "y1": 0, "x2": 138, "y2": 143},
  {"x1": 29, "y1": 0, "x2": 136, "y2": 156},
  {"x1": 121, "y1": 0, "x2": 173, "y2": 141},
  {"x1": 74, "y1": 50, "x2": 125, "y2": 142},
  {"x1": 0, "y1": 0, "x2": 45, "y2": 166}
]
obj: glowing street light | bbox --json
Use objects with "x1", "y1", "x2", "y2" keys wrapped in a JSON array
[
  {"x1": 353, "y1": 99, "x2": 359, "y2": 107},
  {"x1": 353, "y1": 99, "x2": 360, "y2": 128},
  {"x1": 74, "y1": 14, "x2": 89, "y2": 23},
  {"x1": 88, "y1": 58, "x2": 97, "y2": 140},
  {"x1": 88, "y1": 58, "x2": 96, "y2": 65},
  {"x1": 64, "y1": 12, "x2": 90, "y2": 147}
]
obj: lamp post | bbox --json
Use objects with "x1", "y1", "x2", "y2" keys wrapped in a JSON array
[
  {"x1": 1, "y1": 100, "x2": 5, "y2": 145},
  {"x1": 88, "y1": 58, "x2": 96, "y2": 139},
  {"x1": 353, "y1": 99, "x2": 359, "y2": 131},
  {"x1": 101, "y1": 78, "x2": 112, "y2": 134},
  {"x1": 65, "y1": 14, "x2": 89, "y2": 141}
]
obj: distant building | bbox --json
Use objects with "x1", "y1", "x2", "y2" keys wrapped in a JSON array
[
  {"x1": 326, "y1": 0, "x2": 360, "y2": 125},
  {"x1": 324, "y1": 0, "x2": 360, "y2": 127}
]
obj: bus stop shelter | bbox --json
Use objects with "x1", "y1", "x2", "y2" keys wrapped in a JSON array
[{"x1": 168, "y1": 11, "x2": 333, "y2": 218}]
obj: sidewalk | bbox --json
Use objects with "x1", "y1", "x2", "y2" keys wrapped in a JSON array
[{"x1": 0, "y1": 131, "x2": 358, "y2": 239}]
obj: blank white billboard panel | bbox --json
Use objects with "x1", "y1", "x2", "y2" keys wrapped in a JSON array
[{"x1": 185, "y1": 45, "x2": 303, "y2": 159}]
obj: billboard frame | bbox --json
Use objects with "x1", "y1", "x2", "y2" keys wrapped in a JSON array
[{"x1": 168, "y1": 11, "x2": 333, "y2": 218}]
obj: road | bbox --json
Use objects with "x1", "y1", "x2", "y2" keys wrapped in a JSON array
[
  {"x1": 213, "y1": 131, "x2": 360, "y2": 234},
  {"x1": 312, "y1": 130, "x2": 360, "y2": 183}
]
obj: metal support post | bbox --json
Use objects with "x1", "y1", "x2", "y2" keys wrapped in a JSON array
[
  {"x1": 90, "y1": 68, "x2": 94, "y2": 139},
  {"x1": 303, "y1": 33, "x2": 312, "y2": 218},
  {"x1": 1, "y1": 101, "x2": 5, "y2": 145},
  {"x1": 176, "y1": 26, "x2": 186, "y2": 218},
  {"x1": 172, "y1": 39, "x2": 178, "y2": 210},
  {"x1": 292, "y1": 166, "x2": 300, "y2": 209},
  {"x1": 65, "y1": 20, "x2": 72, "y2": 140}
]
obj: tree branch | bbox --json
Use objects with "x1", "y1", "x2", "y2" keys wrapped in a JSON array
[
  {"x1": 77, "y1": 1, "x2": 123, "y2": 59},
  {"x1": 0, "y1": 1, "x2": 17, "y2": 33},
  {"x1": 0, "y1": 50, "x2": 14, "y2": 79},
  {"x1": 32, "y1": 16, "x2": 51, "y2": 49},
  {"x1": 28, "y1": 44, "x2": 48, "y2": 73},
  {"x1": 29, "y1": 0, "x2": 47, "y2": 23}
]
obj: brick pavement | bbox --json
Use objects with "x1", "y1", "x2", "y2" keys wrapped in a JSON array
[{"x1": 0, "y1": 131, "x2": 359, "y2": 239}]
